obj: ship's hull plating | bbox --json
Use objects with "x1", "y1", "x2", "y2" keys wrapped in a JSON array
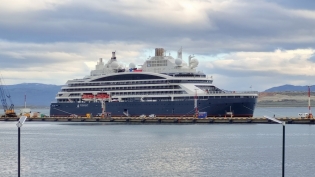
[{"x1": 50, "y1": 97, "x2": 257, "y2": 117}]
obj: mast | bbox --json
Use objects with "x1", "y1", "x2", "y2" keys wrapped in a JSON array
[
  {"x1": 308, "y1": 86, "x2": 312, "y2": 115},
  {"x1": 177, "y1": 47, "x2": 182, "y2": 59},
  {"x1": 24, "y1": 94, "x2": 26, "y2": 108}
]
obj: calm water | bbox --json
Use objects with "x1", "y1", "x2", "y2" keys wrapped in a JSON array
[
  {"x1": 1, "y1": 121, "x2": 315, "y2": 177},
  {"x1": 2, "y1": 107, "x2": 315, "y2": 177}
]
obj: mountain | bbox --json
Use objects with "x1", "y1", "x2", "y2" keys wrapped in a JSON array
[
  {"x1": 1, "y1": 83, "x2": 61, "y2": 107},
  {"x1": 264, "y1": 84, "x2": 313, "y2": 92},
  {"x1": 1, "y1": 83, "x2": 313, "y2": 107}
]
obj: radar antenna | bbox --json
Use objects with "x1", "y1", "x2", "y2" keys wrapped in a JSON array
[{"x1": 177, "y1": 46, "x2": 182, "y2": 59}]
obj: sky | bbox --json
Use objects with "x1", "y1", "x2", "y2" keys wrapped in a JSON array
[{"x1": 0, "y1": 0, "x2": 314, "y2": 91}]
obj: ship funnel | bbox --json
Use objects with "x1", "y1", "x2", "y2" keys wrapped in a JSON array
[
  {"x1": 155, "y1": 48, "x2": 164, "y2": 57},
  {"x1": 111, "y1": 51, "x2": 116, "y2": 60},
  {"x1": 99, "y1": 58, "x2": 103, "y2": 63}
]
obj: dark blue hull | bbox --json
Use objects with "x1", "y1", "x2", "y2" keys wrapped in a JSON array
[{"x1": 50, "y1": 97, "x2": 257, "y2": 117}]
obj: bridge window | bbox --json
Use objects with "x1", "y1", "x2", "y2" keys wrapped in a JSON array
[{"x1": 92, "y1": 74, "x2": 165, "y2": 82}]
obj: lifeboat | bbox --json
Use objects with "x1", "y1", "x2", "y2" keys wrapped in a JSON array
[
  {"x1": 82, "y1": 93, "x2": 95, "y2": 100},
  {"x1": 95, "y1": 93, "x2": 110, "y2": 100}
]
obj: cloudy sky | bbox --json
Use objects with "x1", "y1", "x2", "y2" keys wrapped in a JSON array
[{"x1": 0, "y1": 0, "x2": 314, "y2": 91}]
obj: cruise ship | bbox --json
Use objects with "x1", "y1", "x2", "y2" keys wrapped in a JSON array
[{"x1": 50, "y1": 48, "x2": 258, "y2": 117}]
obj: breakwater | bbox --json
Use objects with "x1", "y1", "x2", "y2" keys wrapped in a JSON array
[{"x1": 1, "y1": 117, "x2": 314, "y2": 124}]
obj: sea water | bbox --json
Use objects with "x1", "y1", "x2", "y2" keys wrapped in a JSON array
[{"x1": 1, "y1": 118, "x2": 315, "y2": 177}]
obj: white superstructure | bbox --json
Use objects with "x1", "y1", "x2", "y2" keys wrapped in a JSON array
[
  {"x1": 55, "y1": 48, "x2": 258, "y2": 104},
  {"x1": 91, "y1": 48, "x2": 198, "y2": 76}
]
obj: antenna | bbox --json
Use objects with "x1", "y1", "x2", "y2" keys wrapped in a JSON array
[
  {"x1": 308, "y1": 86, "x2": 312, "y2": 117},
  {"x1": 24, "y1": 94, "x2": 26, "y2": 108},
  {"x1": 177, "y1": 47, "x2": 182, "y2": 59}
]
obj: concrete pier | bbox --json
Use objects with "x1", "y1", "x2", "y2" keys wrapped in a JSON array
[{"x1": 1, "y1": 117, "x2": 315, "y2": 124}]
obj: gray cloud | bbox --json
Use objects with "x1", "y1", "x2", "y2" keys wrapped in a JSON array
[
  {"x1": 0, "y1": 0, "x2": 315, "y2": 91},
  {"x1": 0, "y1": 0, "x2": 314, "y2": 53},
  {"x1": 267, "y1": 0, "x2": 315, "y2": 10}
]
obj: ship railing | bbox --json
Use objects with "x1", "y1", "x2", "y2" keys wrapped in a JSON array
[{"x1": 207, "y1": 91, "x2": 258, "y2": 94}]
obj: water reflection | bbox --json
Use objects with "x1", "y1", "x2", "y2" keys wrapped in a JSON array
[{"x1": 0, "y1": 123, "x2": 315, "y2": 177}]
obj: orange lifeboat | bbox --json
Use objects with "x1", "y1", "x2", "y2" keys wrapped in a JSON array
[
  {"x1": 95, "y1": 93, "x2": 110, "y2": 100},
  {"x1": 82, "y1": 93, "x2": 95, "y2": 100}
]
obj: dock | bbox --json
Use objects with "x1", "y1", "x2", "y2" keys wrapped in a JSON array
[{"x1": 1, "y1": 117, "x2": 315, "y2": 124}]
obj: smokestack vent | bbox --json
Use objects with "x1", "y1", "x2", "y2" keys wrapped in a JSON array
[
  {"x1": 155, "y1": 48, "x2": 164, "y2": 56},
  {"x1": 111, "y1": 51, "x2": 116, "y2": 60}
]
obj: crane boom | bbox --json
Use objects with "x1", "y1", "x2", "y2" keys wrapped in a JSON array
[
  {"x1": 0, "y1": 76, "x2": 16, "y2": 117},
  {"x1": 0, "y1": 77, "x2": 8, "y2": 111}
]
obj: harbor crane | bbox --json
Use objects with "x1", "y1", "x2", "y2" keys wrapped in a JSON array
[{"x1": 0, "y1": 76, "x2": 17, "y2": 117}]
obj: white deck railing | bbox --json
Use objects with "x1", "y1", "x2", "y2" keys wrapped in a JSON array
[{"x1": 207, "y1": 91, "x2": 258, "y2": 94}]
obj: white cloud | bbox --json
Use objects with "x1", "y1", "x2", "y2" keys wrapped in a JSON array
[
  {"x1": 291, "y1": 9, "x2": 315, "y2": 20},
  {"x1": 196, "y1": 48, "x2": 315, "y2": 91},
  {"x1": 0, "y1": 40, "x2": 148, "y2": 84},
  {"x1": 208, "y1": 49, "x2": 315, "y2": 76},
  {"x1": 1, "y1": 38, "x2": 315, "y2": 92},
  {"x1": 0, "y1": 0, "x2": 315, "y2": 91},
  {"x1": 78, "y1": 0, "x2": 224, "y2": 29}
]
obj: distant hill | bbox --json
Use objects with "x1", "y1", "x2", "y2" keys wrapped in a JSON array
[
  {"x1": 264, "y1": 84, "x2": 313, "y2": 92},
  {"x1": 1, "y1": 83, "x2": 61, "y2": 107},
  {"x1": 1, "y1": 83, "x2": 314, "y2": 107}
]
